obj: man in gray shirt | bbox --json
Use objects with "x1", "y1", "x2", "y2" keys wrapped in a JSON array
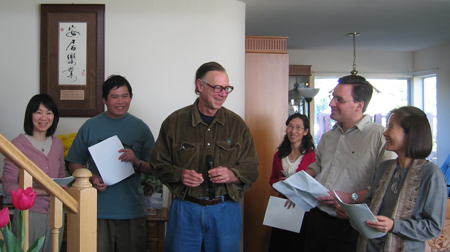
[{"x1": 303, "y1": 75, "x2": 395, "y2": 252}]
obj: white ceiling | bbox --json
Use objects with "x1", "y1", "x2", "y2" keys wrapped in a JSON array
[{"x1": 240, "y1": 0, "x2": 450, "y2": 52}]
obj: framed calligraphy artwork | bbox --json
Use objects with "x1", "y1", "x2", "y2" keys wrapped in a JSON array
[{"x1": 40, "y1": 4, "x2": 105, "y2": 117}]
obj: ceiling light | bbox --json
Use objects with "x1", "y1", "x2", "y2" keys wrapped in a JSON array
[{"x1": 347, "y1": 32, "x2": 360, "y2": 76}]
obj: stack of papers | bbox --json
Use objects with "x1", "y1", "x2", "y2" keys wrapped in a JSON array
[
  {"x1": 33, "y1": 176, "x2": 75, "y2": 187},
  {"x1": 272, "y1": 170, "x2": 329, "y2": 211},
  {"x1": 332, "y1": 191, "x2": 385, "y2": 239},
  {"x1": 266, "y1": 171, "x2": 386, "y2": 239},
  {"x1": 53, "y1": 176, "x2": 75, "y2": 186},
  {"x1": 263, "y1": 196, "x2": 305, "y2": 232}
]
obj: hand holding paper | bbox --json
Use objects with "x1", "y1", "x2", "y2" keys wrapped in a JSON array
[
  {"x1": 272, "y1": 170, "x2": 329, "y2": 211},
  {"x1": 366, "y1": 215, "x2": 395, "y2": 234},
  {"x1": 263, "y1": 196, "x2": 305, "y2": 232},
  {"x1": 332, "y1": 191, "x2": 385, "y2": 239},
  {"x1": 88, "y1": 135, "x2": 135, "y2": 186}
]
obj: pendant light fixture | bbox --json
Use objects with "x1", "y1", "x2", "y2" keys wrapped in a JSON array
[{"x1": 348, "y1": 32, "x2": 360, "y2": 76}]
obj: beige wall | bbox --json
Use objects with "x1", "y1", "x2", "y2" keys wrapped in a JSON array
[{"x1": 0, "y1": 0, "x2": 246, "y2": 174}]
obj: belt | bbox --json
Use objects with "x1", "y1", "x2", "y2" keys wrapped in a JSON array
[{"x1": 183, "y1": 195, "x2": 231, "y2": 206}]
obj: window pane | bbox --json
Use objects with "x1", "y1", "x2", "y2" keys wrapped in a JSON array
[
  {"x1": 313, "y1": 78, "x2": 408, "y2": 145},
  {"x1": 424, "y1": 76, "x2": 437, "y2": 163}
]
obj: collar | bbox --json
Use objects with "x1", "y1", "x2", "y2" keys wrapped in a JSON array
[
  {"x1": 190, "y1": 98, "x2": 225, "y2": 127},
  {"x1": 334, "y1": 114, "x2": 372, "y2": 133},
  {"x1": 102, "y1": 111, "x2": 130, "y2": 121}
]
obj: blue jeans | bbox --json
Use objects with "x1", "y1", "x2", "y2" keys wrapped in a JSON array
[{"x1": 165, "y1": 197, "x2": 242, "y2": 252}]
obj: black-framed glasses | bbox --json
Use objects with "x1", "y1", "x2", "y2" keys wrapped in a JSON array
[
  {"x1": 203, "y1": 81, "x2": 234, "y2": 94},
  {"x1": 328, "y1": 94, "x2": 355, "y2": 104}
]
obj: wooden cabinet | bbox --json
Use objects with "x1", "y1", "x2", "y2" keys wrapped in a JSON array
[
  {"x1": 146, "y1": 207, "x2": 169, "y2": 252},
  {"x1": 289, "y1": 65, "x2": 312, "y2": 87},
  {"x1": 244, "y1": 36, "x2": 289, "y2": 252},
  {"x1": 289, "y1": 65, "x2": 311, "y2": 77}
]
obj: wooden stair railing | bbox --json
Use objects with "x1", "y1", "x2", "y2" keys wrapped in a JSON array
[{"x1": 0, "y1": 133, "x2": 97, "y2": 252}]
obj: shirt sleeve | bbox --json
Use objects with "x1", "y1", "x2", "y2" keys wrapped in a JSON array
[
  {"x1": 308, "y1": 140, "x2": 324, "y2": 177},
  {"x1": 391, "y1": 165, "x2": 447, "y2": 241},
  {"x1": 66, "y1": 125, "x2": 90, "y2": 166},
  {"x1": 2, "y1": 156, "x2": 20, "y2": 196},
  {"x1": 269, "y1": 152, "x2": 282, "y2": 186},
  {"x1": 139, "y1": 125, "x2": 155, "y2": 162}
]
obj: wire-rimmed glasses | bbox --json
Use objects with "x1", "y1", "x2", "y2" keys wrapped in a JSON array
[{"x1": 328, "y1": 95, "x2": 355, "y2": 104}]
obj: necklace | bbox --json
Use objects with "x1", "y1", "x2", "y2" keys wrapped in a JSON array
[
  {"x1": 39, "y1": 137, "x2": 47, "y2": 152},
  {"x1": 288, "y1": 152, "x2": 301, "y2": 163}
]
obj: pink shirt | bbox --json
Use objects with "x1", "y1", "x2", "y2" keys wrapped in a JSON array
[{"x1": 3, "y1": 134, "x2": 66, "y2": 213}]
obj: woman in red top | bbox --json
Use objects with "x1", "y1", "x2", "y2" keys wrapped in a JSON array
[{"x1": 269, "y1": 113, "x2": 316, "y2": 252}]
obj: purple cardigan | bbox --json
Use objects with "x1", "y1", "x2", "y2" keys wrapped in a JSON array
[{"x1": 3, "y1": 134, "x2": 66, "y2": 213}]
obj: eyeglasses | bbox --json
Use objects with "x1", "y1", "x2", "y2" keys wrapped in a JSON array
[
  {"x1": 203, "y1": 81, "x2": 234, "y2": 94},
  {"x1": 286, "y1": 124, "x2": 304, "y2": 131},
  {"x1": 328, "y1": 95, "x2": 355, "y2": 104}
]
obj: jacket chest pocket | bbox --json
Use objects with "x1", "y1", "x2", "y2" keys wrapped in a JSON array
[
  {"x1": 175, "y1": 142, "x2": 199, "y2": 168},
  {"x1": 215, "y1": 141, "x2": 240, "y2": 167}
]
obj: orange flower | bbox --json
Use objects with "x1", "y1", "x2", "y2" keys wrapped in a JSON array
[
  {"x1": 0, "y1": 208, "x2": 9, "y2": 229},
  {"x1": 11, "y1": 187, "x2": 37, "y2": 211}
]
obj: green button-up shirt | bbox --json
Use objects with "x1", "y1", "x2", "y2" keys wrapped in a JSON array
[{"x1": 149, "y1": 99, "x2": 259, "y2": 201}]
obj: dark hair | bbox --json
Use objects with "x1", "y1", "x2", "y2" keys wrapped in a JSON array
[
  {"x1": 389, "y1": 106, "x2": 432, "y2": 159},
  {"x1": 278, "y1": 113, "x2": 315, "y2": 158},
  {"x1": 338, "y1": 75, "x2": 373, "y2": 112},
  {"x1": 194, "y1": 62, "x2": 226, "y2": 95},
  {"x1": 24, "y1": 94, "x2": 59, "y2": 137},
  {"x1": 102, "y1": 75, "x2": 133, "y2": 100}
]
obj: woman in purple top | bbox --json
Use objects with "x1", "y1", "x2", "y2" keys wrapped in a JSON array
[{"x1": 3, "y1": 94, "x2": 66, "y2": 252}]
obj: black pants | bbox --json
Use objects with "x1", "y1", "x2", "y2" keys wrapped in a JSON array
[
  {"x1": 269, "y1": 211, "x2": 310, "y2": 252},
  {"x1": 303, "y1": 207, "x2": 359, "y2": 252}
]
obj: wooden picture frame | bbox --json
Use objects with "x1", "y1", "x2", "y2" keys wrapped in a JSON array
[{"x1": 40, "y1": 4, "x2": 105, "y2": 117}]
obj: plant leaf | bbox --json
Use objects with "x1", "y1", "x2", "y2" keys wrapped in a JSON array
[
  {"x1": 0, "y1": 239, "x2": 5, "y2": 252},
  {"x1": 1, "y1": 227, "x2": 20, "y2": 252},
  {"x1": 26, "y1": 236, "x2": 45, "y2": 252},
  {"x1": 18, "y1": 211, "x2": 25, "y2": 248}
]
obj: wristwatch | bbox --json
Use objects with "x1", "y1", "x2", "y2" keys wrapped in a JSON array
[{"x1": 351, "y1": 193, "x2": 358, "y2": 204}]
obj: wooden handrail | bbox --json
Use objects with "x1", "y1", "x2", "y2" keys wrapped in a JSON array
[
  {"x1": 0, "y1": 133, "x2": 78, "y2": 213},
  {"x1": 1, "y1": 133, "x2": 97, "y2": 252}
]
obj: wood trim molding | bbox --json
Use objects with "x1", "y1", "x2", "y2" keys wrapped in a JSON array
[
  {"x1": 245, "y1": 36, "x2": 288, "y2": 54},
  {"x1": 289, "y1": 65, "x2": 312, "y2": 76}
]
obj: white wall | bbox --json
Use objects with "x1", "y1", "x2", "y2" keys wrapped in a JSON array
[
  {"x1": 0, "y1": 0, "x2": 246, "y2": 173},
  {"x1": 414, "y1": 43, "x2": 450, "y2": 166},
  {"x1": 288, "y1": 49, "x2": 413, "y2": 78}
]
